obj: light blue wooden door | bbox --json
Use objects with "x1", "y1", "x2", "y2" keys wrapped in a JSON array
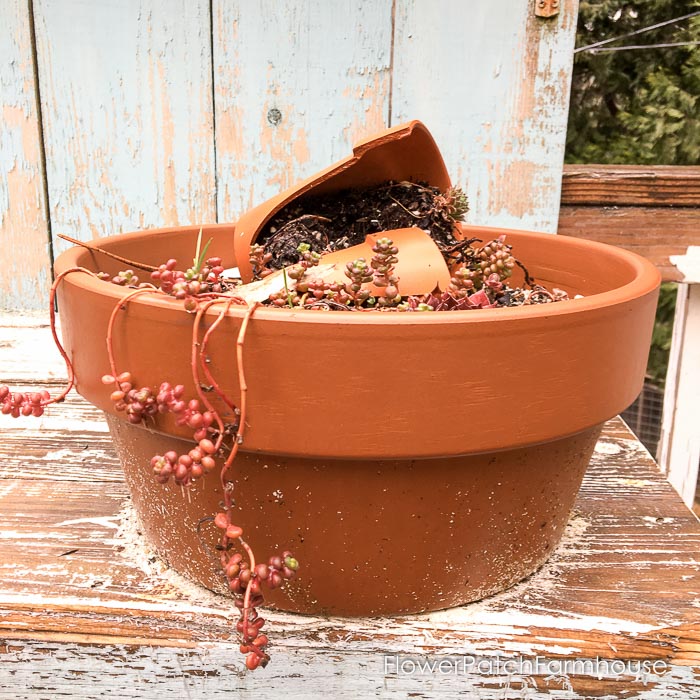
[{"x1": 1, "y1": 0, "x2": 579, "y2": 311}]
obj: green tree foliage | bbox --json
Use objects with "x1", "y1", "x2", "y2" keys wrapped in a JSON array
[{"x1": 566, "y1": 1, "x2": 700, "y2": 165}]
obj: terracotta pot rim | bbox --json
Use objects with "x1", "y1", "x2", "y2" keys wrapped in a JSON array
[
  {"x1": 54, "y1": 222, "x2": 660, "y2": 458},
  {"x1": 54, "y1": 223, "x2": 661, "y2": 326}
]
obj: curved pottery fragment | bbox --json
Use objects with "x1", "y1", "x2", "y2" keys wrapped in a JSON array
[
  {"x1": 233, "y1": 120, "x2": 451, "y2": 283},
  {"x1": 235, "y1": 227, "x2": 452, "y2": 303}
]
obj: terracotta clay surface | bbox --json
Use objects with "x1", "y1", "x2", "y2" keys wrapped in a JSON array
[
  {"x1": 107, "y1": 414, "x2": 602, "y2": 615},
  {"x1": 53, "y1": 221, "x2": 659, "y2": 615},
  {"x1": 54, "y1": 224, "x2": 660, "y2": 459}
]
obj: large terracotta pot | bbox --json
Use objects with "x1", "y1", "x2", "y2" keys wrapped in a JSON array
[{"x1": 54, "y1": 222, "x2": 660, "y2": 616}]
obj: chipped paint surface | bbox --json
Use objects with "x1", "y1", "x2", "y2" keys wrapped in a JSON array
[
  {"x1": 391, "y1": 0, "x2": 579, "y2": 232},
  {"x1": 32, "y1": 0, "x2": 216, "y2": 256},
  {"x1": 670, "y1": 246, "x2": 700, "y2": 284},
  {"x1": 0, "y1": 2, "x2": 51, "y2": 312},
  {"x1": 213, "y1": 0, "x2": 393, "y2": 221},
  {"x1": 0, "y1": 640, "x2": 697, "y2": 699}
]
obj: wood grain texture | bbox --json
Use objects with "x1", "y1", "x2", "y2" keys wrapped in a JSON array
[
  {"x1": 0, "y1": 1, "x2": 51, "y2": 312},
  {"x1": 657, "y1": 283, "x2": 700, "y2": 508},
  {"x1": 212, "y1": 0, "x2": 393, "y2": 221},
  {"x1": 0, "y1": 317, "x2": 67, "y2": 381},
  {"x1": 0, "y1": 319, "x2": 699, "y2": 697},
  {"x1": 558, "y1": 206, "x2": 700, "y2": 282},
  {"x1": 32, "y1": 0, "x2": 216, "y2": 256},
  {"x1": 562, "y1": 165, "x2": 700, "y2": 207},
  {"x1": 558, "y1": 164, "x2": 700, "y2": 283},
  {"x1": 391, "y1": 0, "x2": 579, "y2": 233},
  {"x1": 3, "y1": 0, "x2": 582, "y2": 312}
]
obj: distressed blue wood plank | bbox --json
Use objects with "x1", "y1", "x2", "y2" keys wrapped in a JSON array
[
  {"x1": 392, "y1": 0, "x2": 579, "y2": 232},
  {"x1": 212, "y1": 0, "x2": 393, "y2": 221},
  {"x1": 33, "y1": 0, "x2": 217, "y2": 255},
  {"x1": 0, "y1": 1, "x2": 51, "y2": 312},
  {"x1": 9, "y1": 0, "x2": 580, "y2": 312}
]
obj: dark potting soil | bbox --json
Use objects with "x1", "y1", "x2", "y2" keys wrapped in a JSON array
[
  {"x1": 249, "y1": 181, "x2": 572, "y2": 308},
  {"x1": 257, "y1": 181, "x2": 463, "y2": 270}
]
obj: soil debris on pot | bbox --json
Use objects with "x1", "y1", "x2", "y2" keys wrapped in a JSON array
[
  {"x1": 257, "y1": 180, "x2": 467, "y2": 269},
  {"x1": 89, "y1": 181, "x2": 579, "y2": 312},
  {"x1": 240, "y1": 181, "x2": 579, "y2": 312}
]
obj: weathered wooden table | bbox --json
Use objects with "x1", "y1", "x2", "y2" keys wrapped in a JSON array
[{"x1": 1, "y1": 317, "x2": 699, "y2": 699}]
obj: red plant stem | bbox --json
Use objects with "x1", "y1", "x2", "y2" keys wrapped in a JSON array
[
  {"x1": 47, "y1": 268, "x2": 263, "y2": 659},
  {"x1": 46, "y1": 267, "x2": 100, "y2": 405},
  {"x1": 239, "y1": 537, "x2": 257, "y2": 643},
  {"x1": 102, "y1": 287, "x2": 261, "y2": 653},
  {"x1": 211, "y1": 302, "x2": 259, "y2": 641},
  {"x1": 57, "y1": 233, "x2": 158, "y2": 272},
  {"x1": 220, "y1": 301, "x2": 259, "y2": 489},
  {"x1": 106, "y1": 288, "x2": 162, "y2": 381},
  {"x1": 199, "y1": 298, "x2": 246, "y2": 415},
  {"x1": 190, "y1": 300, "x2": 228, "y2": 451},
  {"x1": 193, "y1": 299, "x2": 261, "y2": 651}
]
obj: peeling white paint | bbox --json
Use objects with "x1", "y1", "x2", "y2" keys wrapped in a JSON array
[
  {"x1": 54, "y1": 516, "x2": 121, "y2": 530},
  {"x1": 594, "y1": 441, "x2": 622, "y2": 455},
  {"x1": 391, "y1": 0, "x2": 578, "y2": 232},
  {"x1": 426, "y1": 608, "x2": 657, "y2": 636},
  {"x1": 213, "y1": 0, "x2": 393, "y2": 221},
  {"x1": 0, "y1": 591, "x2": 235, "y2": 620},
  {"x1": 5, "y1": 0, "x2": 578, "y2": 316},
  {"x1": 670, "y1": 246, "x2": 700, "y2": 284},
  {"x1": 32, "y1": 0, "x2": 216, "y2": 254}
]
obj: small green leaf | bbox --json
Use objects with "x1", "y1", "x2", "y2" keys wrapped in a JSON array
[{"x1": 194, "y1": 237, "x2": 214, "y2": 274}]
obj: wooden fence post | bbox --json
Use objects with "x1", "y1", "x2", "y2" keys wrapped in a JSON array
[{"x1": 657, "y1": 280, "x2": 700, "y2": 508}]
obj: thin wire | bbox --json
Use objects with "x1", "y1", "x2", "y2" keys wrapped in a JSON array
[
  {"x1": 574, "y1": 10, "x2": 700, "y2": 53},
  {"x1": 587, "y1": 40, "x2": 700, "y2": 53}
]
